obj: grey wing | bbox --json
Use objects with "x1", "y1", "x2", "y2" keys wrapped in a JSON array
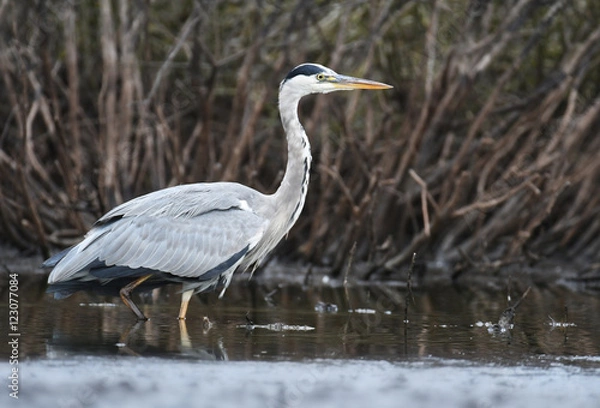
[
  {"x1": 47, "y1": 207, "x2": 268, "y2": 284},
  {"x1": 96, "y1": 182, "x2": 255, "y2": 222}
]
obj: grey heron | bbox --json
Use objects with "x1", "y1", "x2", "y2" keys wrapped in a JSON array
[{"x1": 44, "y1": 63, "x2": 392, "y2": 320}]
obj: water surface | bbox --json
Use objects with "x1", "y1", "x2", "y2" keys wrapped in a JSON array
[{"x1": 3, "y1": 275, "x2": 598, "y2": 362}]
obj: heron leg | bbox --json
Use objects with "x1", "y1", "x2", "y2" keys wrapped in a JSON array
[
  {"x1": 120, "y1": 275, "x2": 152, "y2": 320},
  {"x1": 178, "y1": 289, "x2": 194, "y2": 320}
]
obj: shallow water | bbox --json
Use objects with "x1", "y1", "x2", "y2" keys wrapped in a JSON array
[
  {"x1": 2, "y1": 275, "x2": 599, "y2": 363},
  {"x1": 1, "y1": 273, "x2": 599, "y2": 407}
]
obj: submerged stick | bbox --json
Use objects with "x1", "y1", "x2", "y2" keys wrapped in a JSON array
[
  {"x1": 404, "y1": 253, "x2": 416, "y2": 324},
  {"x1": 343, "y1": 241, "x2": 357, "y2": 288},
  {"x1": 343, "y1": 242, "x2": 357, "y2": 312},
  {"x1": 403, "y1": 253, "x2": 416, "y2": 355},
  {"x1": 495, "y1": 286, "x2": 532, "y2": 331}
]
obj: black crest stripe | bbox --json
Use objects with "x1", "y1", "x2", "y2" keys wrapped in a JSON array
[{"x1": 284, "y1": 64, "x2": 323, "y2": 82}]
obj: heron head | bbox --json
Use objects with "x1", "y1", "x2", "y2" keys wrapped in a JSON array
[{"x1": 280, "y1": 63, "x2": 393, "y2": 96}]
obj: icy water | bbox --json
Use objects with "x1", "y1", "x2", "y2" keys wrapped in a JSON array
[{"x1": 1, "y1": 272, "x2": 599, "y2": 407}]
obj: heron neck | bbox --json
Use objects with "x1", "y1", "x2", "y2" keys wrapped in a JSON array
[{"x1": 274, "y1": 90, "x2": 312, "y2": 230}]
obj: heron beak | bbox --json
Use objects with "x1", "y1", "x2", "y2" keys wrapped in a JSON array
[{"x1": 331, "y1": 74, "x2": 393, "y2": 90}]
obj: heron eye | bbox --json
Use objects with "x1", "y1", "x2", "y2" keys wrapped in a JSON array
[{"x1": 316, "y1": 73, "x2": 326, "y2": 81}]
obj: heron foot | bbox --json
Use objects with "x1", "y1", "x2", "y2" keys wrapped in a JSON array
[{"x1": 119, "y1": 275, "x2": 152, "y2": 320}]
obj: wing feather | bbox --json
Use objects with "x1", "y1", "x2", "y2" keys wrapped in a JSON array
[
  {"x1": 126, "y1": 225, "x2": 158, "y2": 268},
  {"x1": 169, "y1": 228, "x2": 195, "y2": 273},
  {"x1": 122, "y1": 221, "x2": 154, "y2": 266},
  {"x1": 178, "y1": 229, "x2": 203, "y2": 277},
  {"x1": 48, "y1": 183, "x2": 270, "y2": 284},
  {"x1": 49, "y1": 208, "x2": 267, "y2": 283},
  {"x1": 138, "y1": 222, "x2": 179, "y2": 270},
  {"x1": 101, "y1": 219, "x2": 136, "y2": 262}
]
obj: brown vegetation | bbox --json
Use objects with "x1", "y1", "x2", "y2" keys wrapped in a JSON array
[{"x1": 1, "y1": 1, "x2": 599, "y2": 279}]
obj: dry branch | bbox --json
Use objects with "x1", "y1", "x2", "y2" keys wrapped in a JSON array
[{"x1": 0, "y1": 1, "x2": 599, "y2": 280}]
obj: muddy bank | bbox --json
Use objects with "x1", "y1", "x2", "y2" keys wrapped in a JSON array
[{"x1": 2, "y1": 357, "x2": 599, "y2": 408}]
